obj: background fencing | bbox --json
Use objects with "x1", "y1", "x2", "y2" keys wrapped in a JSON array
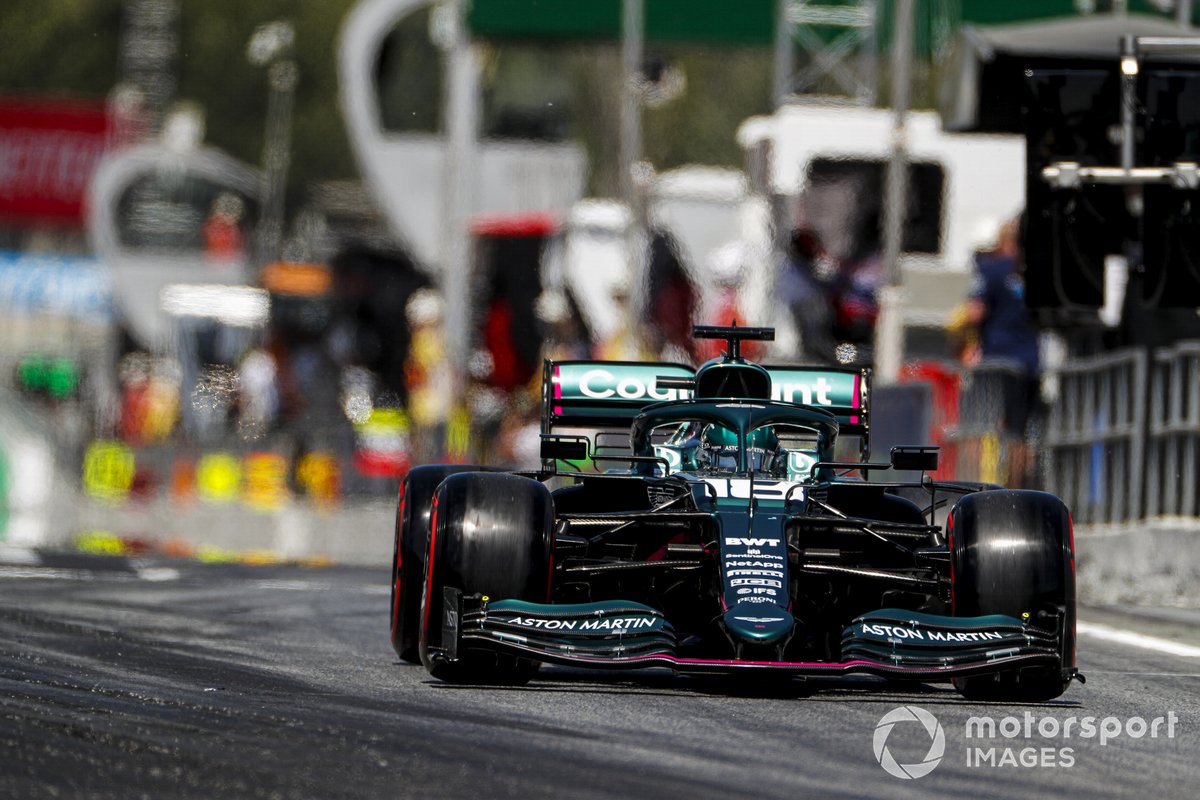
[
  {"x1": 1146, "y1": 342, "x2": 1200, "y2": 519},
  {"x1": 1042, "y1": 348, "x2": 1148, "y2": 525}
]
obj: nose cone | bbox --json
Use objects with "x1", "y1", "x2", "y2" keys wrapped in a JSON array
[{"x1": 723, "y1": 603, "x2": 794, "y2": 645}]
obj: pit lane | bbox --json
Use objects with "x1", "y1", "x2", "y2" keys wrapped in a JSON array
[{"x1": 0, "y1": 559, "x2": 1196, "y2": 799}]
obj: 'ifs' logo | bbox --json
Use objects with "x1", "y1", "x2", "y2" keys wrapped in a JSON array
[{"x1": 873, "y1": 706, "x2": 945, "y2": 779}]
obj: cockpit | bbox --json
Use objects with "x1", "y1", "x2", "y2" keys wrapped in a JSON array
[{"x1": 648, "y1": 419, "x2": 825, "y2": 480}]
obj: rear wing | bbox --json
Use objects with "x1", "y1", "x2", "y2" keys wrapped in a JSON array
[
  {"x1": 764, "y1": 365, "x2": 869, "y2": 437},
  {"x1": 543, "y1": 360, "x2": 695, "y2": 430},
  {"x1": 542, "y1": 359, "x2": 870, "y2": 437}
]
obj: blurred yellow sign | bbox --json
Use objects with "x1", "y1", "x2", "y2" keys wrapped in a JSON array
[
  {"x1": 447, "y1": 405, "x2": 471, "y2": 460},
  {"x1": 353, "y1": 408, "x2": 411, "y2": 477},
  {"x1": 296, "y1": 451, "x2": 340, "y2": 508},
  {"x1": 242, "y1": 452, "x2": 289, "y2": 511},
  {"x1": 356, "y1": 407, "x2": 409, "y2": 435},
  {"x1": 75, "y1": 530, "x2": 126, "y2": 555},
  {"x1": 196, "y1": 453, "x2": 242, "y2": 503},
  {"x1": 82, "y1": 441, "x2": 135, "y2": 502}
]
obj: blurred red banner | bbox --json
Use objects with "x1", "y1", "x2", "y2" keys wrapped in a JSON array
[{"x1": 0, "y1": 96, "x2": 111, "y2": 226}]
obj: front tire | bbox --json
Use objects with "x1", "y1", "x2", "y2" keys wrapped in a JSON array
[
  {"x1": 949, "y1": 489, "x2": 1076, "y2": 702},
  {"x1": 390, "y1": 465, "x2": 489, "y2": 663},
  {"x1": 419, "y1": 472, "x2": 553, "y2": 684}
]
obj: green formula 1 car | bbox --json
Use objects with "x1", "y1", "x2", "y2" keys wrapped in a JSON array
[{"x1": 389, "y1": 325, "x2": 1079, "y2": 701}]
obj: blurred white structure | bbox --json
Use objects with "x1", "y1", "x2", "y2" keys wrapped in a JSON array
[
  {"x1": 553, "y1": 105, "x2": 1025, "y2": 357},
  {"x1": 738, "y1": 100, "x2": 1026, "y2": 330},
  {"x1": 559, "y1": 200, "x2": 632, "y2": 348},
  {"x1": 87, "y1": 135, "x2": 263, "y2": 348},
  {"x1": 554, "y1": 171, "x2": 775, "y2": 350},
  {"x1": 650, "y1": 166, "x2": 773, "y2": 329},
  {"x1": 338, "y1": 0, "x2": 587, "y2": 275}
]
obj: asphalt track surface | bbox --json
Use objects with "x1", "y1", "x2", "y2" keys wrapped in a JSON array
[{"x1": 1, "y1": 557, "x2": 1197, "y2": 799}]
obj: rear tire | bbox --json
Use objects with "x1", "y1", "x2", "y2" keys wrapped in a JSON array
[
  {"x1": 390, "y1": 465, "x2": 489, "y2": 663},
  {"x1": 419, "y1": 472, "x2": 553, "y2": 684},
  {"x1": 949, "y1": 489, "x2": 1075, "y2": 702}
]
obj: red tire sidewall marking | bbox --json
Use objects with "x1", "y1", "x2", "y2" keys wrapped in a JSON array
[
  {"x1": 422, "y1": 495, "x2": 440, "y2": 635},
  {"x1": 391, "y1": 483, "x2": 406, "y2": 631}
]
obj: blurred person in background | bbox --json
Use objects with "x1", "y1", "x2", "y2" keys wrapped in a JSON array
[
  {"x1": 946, "y1": 217, "x2": 1003, "y2": 367},
  {"x1": 596, "y1": 275, "x2": 645, "y2": 362},
  {"x1": 962, "y1": 213, "x2": 1042, "y2": 488},
  {"x1": 944, "y1": 301, "x2": 981, "y2": 367},
  {"x1": 494, "y1": 387, "x2": 542, "y2": 470},
  {"x1": 202, "y1": 193, "x2": 246, "y2": 263},
  {"x1": 235, "y1": 346, "x2": 279, "y2": 439},
  {"x1": 828, "y1": 217, "x2": 884, "y2": 361},
  {"x1": 118, "y1": 353, "x2": 179, "y2": 446},
  {"x1": 403, "y1": 289, "x2": 451, "y2": 463},
  {"x1": 698, "y1": 241, "x2": 763, "y2": 362},
  {"x1": 644, "y1": 229, "x2": 698, "y2": 364},
  {"x1": 779, "y1": 227, "x2": 837, "y2": 364},
  {"x1": 536, "y1": 289, "x2": 591, "y2": 362}
]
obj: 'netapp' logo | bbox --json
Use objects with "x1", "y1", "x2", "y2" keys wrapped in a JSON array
[{"x1": 873, "y1": 706, "x2": 945, "y2": 780}]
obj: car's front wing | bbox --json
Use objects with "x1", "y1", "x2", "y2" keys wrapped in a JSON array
[{"x1": 435, "y1": 593, "x2": 1065, "y2": 682}]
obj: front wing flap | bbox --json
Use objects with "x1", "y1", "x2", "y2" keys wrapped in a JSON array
[
  {"x1": 442, "y1": 595, "x2": 1062, "y2": 681},
  {"x1": 459, "y1": 598, "x2": 677, "y2": 660},
  {"x1": 840, "y1": 608, "x2": 1061, "y2": 667}
]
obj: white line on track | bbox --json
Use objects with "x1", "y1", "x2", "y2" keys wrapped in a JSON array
[
  {"x1": 0, "y1": 547, "x2": 41, "y2": 565},
  {"x1": 1084, "y1": 671, "x2": 1200, "y2": 677},
  {"x1": 0, "y1": 565, "x2": 180, "y2": 582},
  {"x1": 256, "y1": 580, "x2": 331, "y2": 591},
  {"x1": 253, "y1": 580, "x2": 388, "y2": 596},
  {"x1": 1077, "y1": 621, "x2": 1200, "y2": 658},
  {"x1": 136, "y1": 567, "x2": 181, "y2": 582},
  {"x1": 0, "y1": 567, "x2": 93, "y2": 580}
]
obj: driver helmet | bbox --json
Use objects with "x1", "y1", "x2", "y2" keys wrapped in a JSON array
[{"x1": 697, "y1": 425, "x2": 779, "y2": 472}]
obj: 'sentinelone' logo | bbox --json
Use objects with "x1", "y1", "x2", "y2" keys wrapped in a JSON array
[{"x1": 873, "y1": 706, "x2": 946, "y2": 779}]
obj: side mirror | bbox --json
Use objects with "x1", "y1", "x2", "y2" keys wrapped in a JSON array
[
  {"x1": 541, "y1": 436, "x2": 589, "y2": 461},
  {"x1": 890, "y1": 446, "x2": 939, "y2": 472}
]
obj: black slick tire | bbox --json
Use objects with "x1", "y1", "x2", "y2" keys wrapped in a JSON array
[
  {"x1": 949, "y1": 489, "x2": 1076, "y2": 702},
  {"x1": 390, "y1": 465, "x2": 488, "y2": 663},
  {"x1": 419, "y1": 472, "x2": 553, "y2": 684}
]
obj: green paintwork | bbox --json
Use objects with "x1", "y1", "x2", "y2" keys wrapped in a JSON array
[
  {"x1": 488, "y1": 598, "x2": 662, "y2": 616},
  {"x1": 860, "y1": 608, "x2": 1026, "y2": 630},
  {"x1": 468, "y1": 0, "x2": 775, "y2": 46}
]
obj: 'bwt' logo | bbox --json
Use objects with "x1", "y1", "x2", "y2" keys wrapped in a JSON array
[{"x1": 873, "y1": 706, "x2": 946, "y2": 779}]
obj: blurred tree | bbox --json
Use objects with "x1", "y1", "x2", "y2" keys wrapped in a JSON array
[
  {"x1": 0, "y1": 1, "x2": 123, "y2": 96},
  {"x1": 0, "y1": 1, "x2": 772, "y2": 216},
  {"x1": 643, "y1": 47, "x2": 773, "y2": 171},
  {"x1": 0, "y1": 0, "x2": 359, "y2": 215},
  {"x1": 177, "y1": 1, "x2": 359, "y2": 211}
]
